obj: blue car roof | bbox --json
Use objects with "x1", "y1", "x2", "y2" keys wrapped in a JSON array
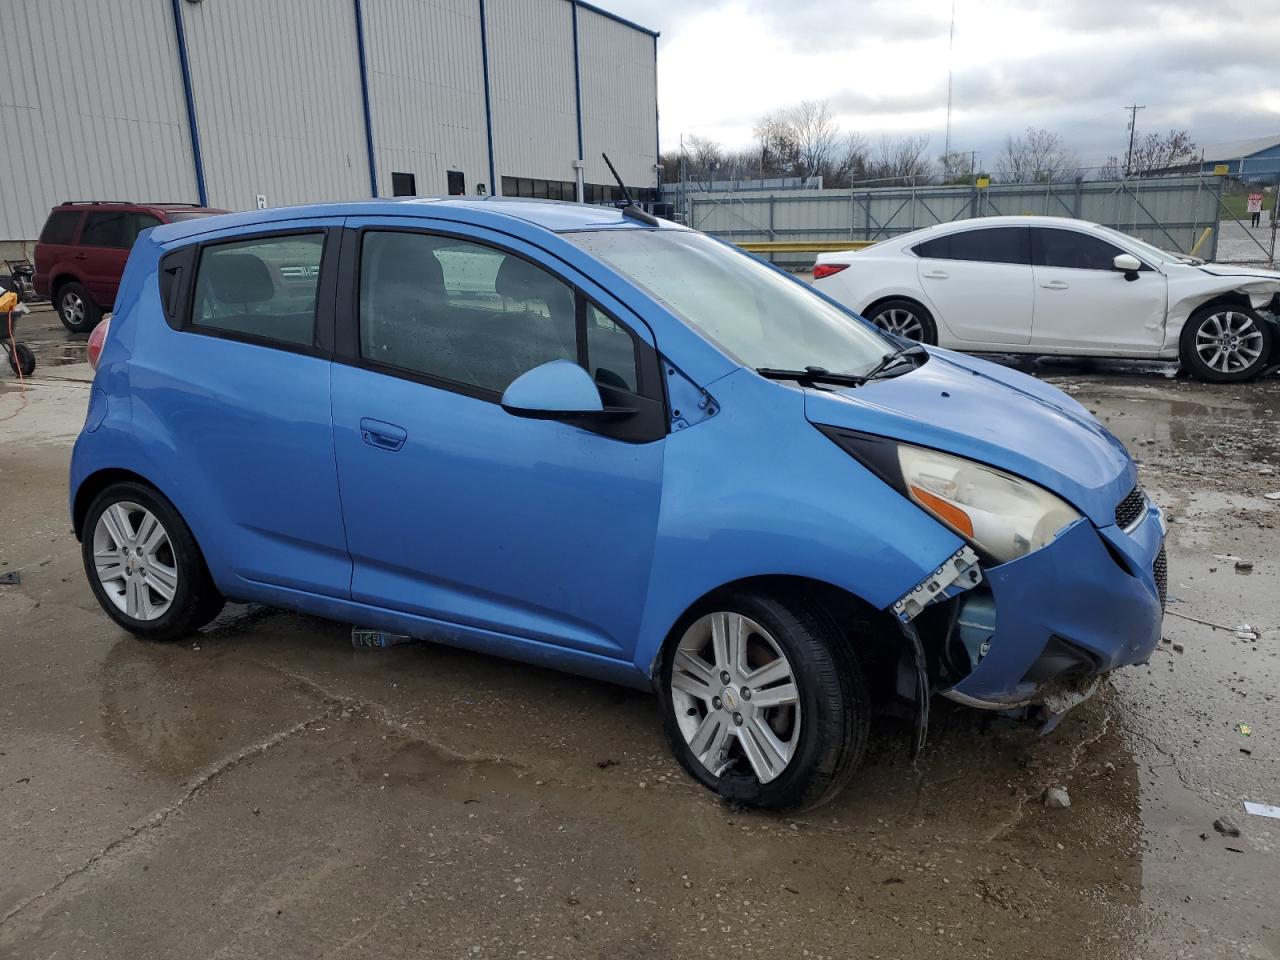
[{"x1": 150, "y1": 196, "x2": 662, "y2": 244}]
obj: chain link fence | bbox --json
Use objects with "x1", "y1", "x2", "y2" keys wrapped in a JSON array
[{"x1": 680, "y1": 175, "x2": 1252, "y2": 268}]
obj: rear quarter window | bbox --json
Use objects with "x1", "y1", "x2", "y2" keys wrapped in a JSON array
[{"x1": 40, "y1": 210, "x2": 81, "y2": 244}]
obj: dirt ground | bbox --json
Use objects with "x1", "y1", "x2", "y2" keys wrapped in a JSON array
[{"x1": 2, "y1": 307, "x2": 1278, "y2": 959}]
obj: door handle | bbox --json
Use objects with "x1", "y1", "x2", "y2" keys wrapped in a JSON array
[
  {"x1": 921, "y1": 270, "x2": 949, "y2": 280},
  {"x1": 1039, "y1": 280, "x2": 1069, "y2": 290},
  {"x1": 73, "y1": 253, "x2": 87, "y2": 260},
  {"x1": 359, "y1": 418, "x2": 407, "y2": 452}
]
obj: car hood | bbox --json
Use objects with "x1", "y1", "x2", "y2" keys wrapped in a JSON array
[{"x1": 803, "y1": 349, "x2": 1136, "y2": 526}]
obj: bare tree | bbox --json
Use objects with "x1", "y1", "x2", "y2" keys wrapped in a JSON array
[
  {"x1": 1095, "y1": 155, "x2": 1125, "y2": 181},
  {"x1": 864, "y1": 135, "x2": 933, "y2": 185},
  {"x1": 937, "y1": 150, "x2": 978, "y2": 184},
  {"x1": 1129, "y1": 130, "x2": 1197, "y2": 176},
  {"x1": 995, "y1": 128, "x2": 1080, "y2": 183},
  {"x1": 684, "y1": 134, "x2": 725, "y2": 179},
  {"x1": 786, "y1": 100, "x2": 842, "y2": 180}
]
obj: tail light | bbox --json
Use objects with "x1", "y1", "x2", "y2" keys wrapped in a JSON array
[
  {"x1": 812, "y1": 263, "x2": 849, "y2": 280},
  {"x1": 88, "y1": 314, "x2": 111, "y2": 370}
]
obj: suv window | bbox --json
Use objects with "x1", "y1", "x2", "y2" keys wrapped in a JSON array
[
  {"x1": 914, "y1": 226, "x2": 1030, "y2": 265},
  {"x1": 190, "y1": 233, "x2": 325, "y2": 346},
  {"x1": 1032, "y1": 228, "x2": 1125, "y2": 270},
  {"x1": 81, "y1": 211, "x2": 163, "y2": 249},
  {"x1": 359, "y1": 231, "x2": 583, "y2": 394},
  {"x1": 40, "y1": 210, "x2": 81, "y2": 244}
]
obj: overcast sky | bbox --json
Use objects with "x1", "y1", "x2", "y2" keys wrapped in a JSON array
[{"x1": 604, "y1": 0, "x2": 1280, "y2": 169}]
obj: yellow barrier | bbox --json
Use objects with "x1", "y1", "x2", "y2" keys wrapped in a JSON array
[
  {"x1": 735, "y1": 240, "x2": 877, "y2": 254},
  {"x1": 1189, "y1": 226, "x2": 1214, "y2": 258}
]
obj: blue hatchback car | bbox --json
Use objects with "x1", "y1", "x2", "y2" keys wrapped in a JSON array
[{"x1": 71, "y1": 197, "x2": 1166, "y2": 810}]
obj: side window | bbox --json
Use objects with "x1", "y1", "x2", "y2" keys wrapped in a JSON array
[
  {"x1": 945, "y1": 227, "x2": 1030, "y2": 264},
  {"x1": 359, "y1": 231, "x2": 577, "y2": 394},
  {"x1": 912, "y1": 234, "x2": 950, "y2": 259},
  {"x1": 81, "y1": 212, "x2": 162, "y2": 249},
  {"x1": 586, "y1": 303, "x2": 639, "y2": 392},
  {"x1": 1033, "y1": 228, "x2": 1125, "y2": 270},
  {"x1": 190, "y1": 233, "x2": 324, "y2": 346},
  {"x1": 40, "y1": 210, "x2": 81, "y2": 244}
]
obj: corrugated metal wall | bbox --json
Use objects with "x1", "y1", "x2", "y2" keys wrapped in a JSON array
[
  {"x1": 486, "y1": 0, "x2": 578, "y2": 187},
  {"x1": 363, "y1": 0, "x2": 490, "y2": 197},
  {"x1": 0, "y1": 0, "x2": 197, "y2": 246},
  {"x1": 180, "y1": 0, "x2": 370, "y2": 210},
  {"x1": 0, "y1": 0, "x2": 658, "y2": 243},
  {"x1": 577, "y1": 7, "x2": 657, "y2": 190}
]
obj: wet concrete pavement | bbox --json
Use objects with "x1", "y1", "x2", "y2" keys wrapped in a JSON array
[{"x1": 2, "y1": 308, "x2": 1278, "y2": 958}]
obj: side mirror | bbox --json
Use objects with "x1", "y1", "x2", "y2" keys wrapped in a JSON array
[
  {"x1": 1113, "y1": 253, "x2": 1142, "y2": 280},
  {"x1": 501, "y1": 360, "x2": 606, "y2": 420}
]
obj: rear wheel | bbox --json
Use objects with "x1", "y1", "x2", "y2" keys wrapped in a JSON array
[
  {"x1": 82, "y1": 481, "x2": 224, "y2": 641},
  {"x1": 867, "y1": 298, "x2": 937, "y2": 344},
  {"x1": 660, "y1": 590, "x2": 869, "y2": 812},
  {"x1": 1180, "y1": 304, "x2": 1273, "y2": 382},
  {"x1": 56, "y1": 281, "x2": 101, "y2": 334}
]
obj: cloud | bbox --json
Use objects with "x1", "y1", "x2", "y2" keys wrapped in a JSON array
[{"x1": 599, "y1": 0, "x2": 1280, "y2": 162}]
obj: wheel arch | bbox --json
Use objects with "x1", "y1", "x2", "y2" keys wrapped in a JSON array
[
  {"x1": 649, "y1": 574, "x2": 905, "y2": 702},
  {"x1": 73, "y1": 468, "x2": 171, "y2": 541},
  {"x1": 50, "y1": 272, "x2": 82, "y2": 300},
  {"x1": 860, "y1": 293, "x2": 934, "y2": 321}
]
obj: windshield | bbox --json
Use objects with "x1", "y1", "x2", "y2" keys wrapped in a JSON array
[
  {"x1": 1092, "y1": 225, "x2": 1182, "y2": 264},
  {"x1": 566, "y1": 228, "x2": 893, "y2": 376}
]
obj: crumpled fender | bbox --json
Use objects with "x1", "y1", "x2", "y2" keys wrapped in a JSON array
[{"x1": 1163, "y1": 269, "x2": 1280, "y2": 352}]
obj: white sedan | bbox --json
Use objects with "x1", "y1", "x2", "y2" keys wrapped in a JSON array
[{"x1": 812, "y1": 215, "x2": 1280, "y2": 382}]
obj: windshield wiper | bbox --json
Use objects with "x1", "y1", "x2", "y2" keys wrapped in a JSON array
[
  {"x1": 756, "y1": 365, "x2": 868, "y2": 387},
  {"x1": 864, "y1": 343, "x2": 928, "y2": 380}
]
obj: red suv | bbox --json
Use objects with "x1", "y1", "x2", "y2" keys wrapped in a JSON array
[{"x1": 35, "y1": 201, "x2": 227, "y2": 332}]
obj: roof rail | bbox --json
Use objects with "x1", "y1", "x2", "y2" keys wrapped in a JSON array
[{"x1": 58, "y1": 200, "x2": 205, "y2": 207}]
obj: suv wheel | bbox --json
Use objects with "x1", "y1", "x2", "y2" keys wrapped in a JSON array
[
  {"x1": 56, "y1": 282, "x2": 101, "y2": 334},
  {"x1": 82, "y1": 481, "x2": 224, "y2": 641},
  {"x1": 1180, "y1": 304, "x2": 1273, "y2": 382},
  {"x1": 660, "y1": 591, "x2": 869, "y2": 812}
]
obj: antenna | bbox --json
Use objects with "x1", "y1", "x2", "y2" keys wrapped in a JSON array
[
  {"x1": 602, "y1": 152, "x2": 659, "y2": 226},
  {"x1": 943, "y1": 0, "x2": 956, "y2": 173}
]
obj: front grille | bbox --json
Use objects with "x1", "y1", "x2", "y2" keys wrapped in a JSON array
[
  {"x1": 1153, "y1": 545, "x2": 1168, "y2": 611},
  {"x1": 1115, "y1": 485, "x2": 1145, "y2": 529}
]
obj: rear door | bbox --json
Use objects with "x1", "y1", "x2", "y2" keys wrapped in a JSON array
[
  {"x1": 80, "y1": 210, "x2": 163, "y2": 307},
  {"x1": 329, "y1": 218, "x2": 666, "y2": 660},
  {"x1": 1029, "y1": 227, "x2": 1168, "y2": 355},
  {"x1": 148, "y1": 223, "x2": 351, "y2": 597},
  {"x1": 914, "y1": 226, "x2": 1033, "y2": 345}
]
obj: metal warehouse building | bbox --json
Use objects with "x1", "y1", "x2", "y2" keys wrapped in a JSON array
[{"x1": 0, "y1": 0, "x2": 659, "y2": 250}]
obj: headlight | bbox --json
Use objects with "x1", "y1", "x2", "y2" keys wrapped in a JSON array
[{"x1": 896, "y1": 445, "x2": 1080, "y2": 563}]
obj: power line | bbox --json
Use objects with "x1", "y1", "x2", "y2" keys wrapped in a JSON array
[{"x1": 1124, "y1": 104, "x2": 1146, "y2": 177}]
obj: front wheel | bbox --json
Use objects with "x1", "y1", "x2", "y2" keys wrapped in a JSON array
[
  {"x1": 1179, "y1": 304, "x2": 1273, "y2": 382},
  {"x1": 866, "y1": 298, "x2": 937, "y2": 345},
  {"x1": 81, "y1": 481, "x2": 224, "y2": 641},
  {"x1": 660, "y1": 591, "x2": 869, "y2": 812}
]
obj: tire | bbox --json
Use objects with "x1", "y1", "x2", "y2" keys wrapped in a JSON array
[
  {"x1": 660, "y1": 590, "x2": 870, "y2": 812},
  {"x1": 81, "y1": 481, "x2": 224, "y2": 642},
  {"x1": 1179, "y1": 304, "x2": 1274, "y2": 383},
  {"x1": 865, "y1": 298, "x2": 937, "y2": 345},
  {"x1": 55, "y1": 281, "x2": 101, "y2": 334},
  {"x1": 8, "y1": 341, "x2": 35, "y2": 377}
]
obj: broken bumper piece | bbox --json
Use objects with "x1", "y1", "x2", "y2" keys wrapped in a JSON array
[
  {"x1": 891, "y1": 546, "x2": 982, "y2": 621},
  {"x1": 942, "y1": 506, "x2": 1165, "y2": 709}
]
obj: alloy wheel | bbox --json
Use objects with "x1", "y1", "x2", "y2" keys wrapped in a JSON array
[
  {"x1": 669, "y1": 612, "x2": 801, "y2": 784},
  {"x1": 61, "y1": 291, "x2": 84, "y2": 327},
  {"x1": 1195, "y1": 310, "x2": 1264, "y2": 375},
  {"x1": 872, "y1": 307, "x2": 924, "y2": 340},
  {"x1": 92, "y1": 501, "x2": 178, "y2": 621}
]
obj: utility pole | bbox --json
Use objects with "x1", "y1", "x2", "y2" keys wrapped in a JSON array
[
  {"x1": 1124, "y1": 104, "x2": 1146, "y2": 178},
  {"x1": 943, "y1": 0, "x2": 956, "y2": 172}
]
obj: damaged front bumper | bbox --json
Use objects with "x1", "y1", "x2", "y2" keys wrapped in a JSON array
[{"x1": 939, "y1": 494, "x2": 1166, "y2": 709}]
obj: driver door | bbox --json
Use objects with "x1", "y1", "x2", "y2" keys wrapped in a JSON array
[
  {"x1": 329, "y1": 220, "x2": 667, "y2": 660},
  {"x1": 1029, "y1": 227, "x2": 1168, "y2": 354}
]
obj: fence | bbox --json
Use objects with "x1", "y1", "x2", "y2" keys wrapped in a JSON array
[{"x1": 686, "y1": 175, "x2": 1227, "y2": 268}]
